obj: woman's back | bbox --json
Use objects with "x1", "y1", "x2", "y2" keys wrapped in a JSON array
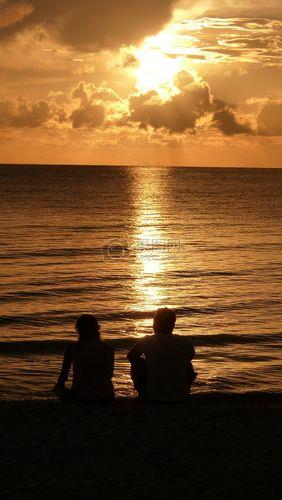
[
  {"x1": 71, "y1": 340, "x2": 114, "y2": 400},
  {"x1": 55, "y1": 314, "x2": 115, "y2": 403}
]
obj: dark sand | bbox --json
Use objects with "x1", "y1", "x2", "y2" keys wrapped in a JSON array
[{"x1": 1, "y1": 392, "x2": 281, "y2": 500}]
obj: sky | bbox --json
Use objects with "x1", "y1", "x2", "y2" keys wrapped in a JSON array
[{"x1": 0, "y1": 0, "x2": 281, "y2": 167}]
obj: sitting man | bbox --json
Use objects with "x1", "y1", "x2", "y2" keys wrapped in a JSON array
[{"x1": 127, "y1": 307, "x2": 197, "y2": 403}]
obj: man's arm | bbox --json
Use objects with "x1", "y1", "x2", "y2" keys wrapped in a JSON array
[
  {"x1": 54, "y1": 345, "x2": 73, "y2": 389},
  {"x1": 127, "y1": 338, "x2": 146, "y2": 363}
]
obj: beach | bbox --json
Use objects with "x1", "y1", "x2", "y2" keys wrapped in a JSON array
[{"x1": 1, "y1": 392, "x2": 281, "y2": 499}]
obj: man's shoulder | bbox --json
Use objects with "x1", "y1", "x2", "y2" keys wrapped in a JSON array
[
  {"x1": 133, "y1": 335, "x2": 153, "y2": 349},
  {"x1": 173, "y1": 334, "x2": 194, "y2": 346},
  {"x1": 135, "y1": 335, "x2": 152, "y2": 345}
]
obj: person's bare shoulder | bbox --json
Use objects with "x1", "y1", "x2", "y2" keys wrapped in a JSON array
[
  {"x1": 66, "y1": 341, "x2": 77, "y2": 353},
  {"x1": 64, "y1": 341, "x2": 78, "y2": 361}
]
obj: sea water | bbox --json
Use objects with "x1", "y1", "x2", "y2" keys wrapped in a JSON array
[{"x1": 0, "y1": 165, "x2": 281, "y2": 399}]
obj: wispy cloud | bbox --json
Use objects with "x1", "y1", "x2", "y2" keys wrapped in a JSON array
[{"x1": 160, "y1": 17, "x2": 282, "y2": 67}]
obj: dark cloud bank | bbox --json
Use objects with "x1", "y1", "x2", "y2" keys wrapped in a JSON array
[
  {"x1": 0, "y1": 0, "x2": 179, "y2": 50},
  {"x1": 1, "y1": 75, "x2": 281, "y2": 137}
]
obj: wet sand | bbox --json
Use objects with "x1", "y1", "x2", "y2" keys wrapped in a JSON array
[{"x1": 1, "y1": 392, "x2": 281, "y2": 499}]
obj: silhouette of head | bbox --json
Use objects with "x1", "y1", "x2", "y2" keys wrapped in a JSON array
[
  {"x1": 76, "y1": 314, "x2": 100, "y2": 341},
  {"x1": 153, "y1": 307, "x2": 176, "y2": 335}
]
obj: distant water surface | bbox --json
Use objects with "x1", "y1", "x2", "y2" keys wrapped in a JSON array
[{"x1": 0, "y1": 165, "x2": 281, "y2": 399}]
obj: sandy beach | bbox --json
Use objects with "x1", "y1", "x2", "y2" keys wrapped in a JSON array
[{"x1": 1, "y1": 392, "x2": 281, "y2": 499}]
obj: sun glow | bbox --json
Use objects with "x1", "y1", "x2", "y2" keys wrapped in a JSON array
[{"x1": 135, "y1": 32, "x2": 181, "y2": 99}]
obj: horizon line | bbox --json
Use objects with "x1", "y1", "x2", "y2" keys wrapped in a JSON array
[{"x1": 0, "y1": 163, "x2": 281, "y2": 170}]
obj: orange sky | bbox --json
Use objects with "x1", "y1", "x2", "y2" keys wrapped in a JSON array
[{"x1": 0, "y1": 0, "x2": 281, "y2": 167}]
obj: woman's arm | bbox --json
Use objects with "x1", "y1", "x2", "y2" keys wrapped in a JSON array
[
  {"x1": 54, "y1": 345, "x2": 73, "y2": 389},
  {"x1": 127, "y1": 347, "x2": 142, "y2": 363},
  {"x1": 108, "y1": 349, "x2": 115, "y2": 379}
]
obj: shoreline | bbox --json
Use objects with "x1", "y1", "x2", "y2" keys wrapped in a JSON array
[
  {"x1": 1, "y1": 390, "x2": 281, "y2": 403},
  {"x1": 1, "y1": 390, "x2": 281, "y2": 404},
  {"x1": 1, "y1": 392, "x2": 281, "y2": 499}
]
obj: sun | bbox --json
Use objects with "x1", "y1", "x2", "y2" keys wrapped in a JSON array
[
  {"x1": 135, "y1": 49, "x2": 180, "y2": 98},
  {"x1": 134, "y1": 32, "x2": 181, "y2": 100}
]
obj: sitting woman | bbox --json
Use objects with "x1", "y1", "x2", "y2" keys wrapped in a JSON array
[{"x1": 54, "y1": 314, "x2": 115, "y2": 403}]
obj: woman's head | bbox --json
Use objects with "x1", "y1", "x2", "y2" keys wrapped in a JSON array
[{"x1": 75, "y1": 314, "x2": 100, "y2": 341}]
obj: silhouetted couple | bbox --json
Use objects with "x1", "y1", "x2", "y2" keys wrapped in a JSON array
[{"x1": 54, "y1": 308, "x2": 197, "y2": 404}]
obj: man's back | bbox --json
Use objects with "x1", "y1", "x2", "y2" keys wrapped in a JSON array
[{"x1": 133, "y1": 334, "x2": 195, "y2": 402}]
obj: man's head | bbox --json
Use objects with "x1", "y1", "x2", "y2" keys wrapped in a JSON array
[{"x1": 153, "y1": 307, "x2": 176, "y2": 336}]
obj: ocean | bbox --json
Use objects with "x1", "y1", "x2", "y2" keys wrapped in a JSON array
[{"x1": 0, "y1": 165, "x2": 281, "y2": 399}]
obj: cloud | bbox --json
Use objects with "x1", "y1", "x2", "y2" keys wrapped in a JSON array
[
  {"x1": 71, "y1": 105, "x2": 104, "y2": 129},
  {"x1": 0, "y1": 81, "x2": 120, "y2": 130},
  {"x1": 125, "y1": 72, "x2": 212, "y2": 133},
  {"x1": 91, "y1": 87, "x2": 121, "y2": 103},
  {"x1": 122, "y1": 53, "x2": 139, "y2": 68},
  {"x1": 212, "y1": 108, "x2": 252, "y2": 135},
  {"x1": 0, "y1": 0, "x2": 181, "y2": 50},
  {"x1": 0, "y1": 97, "x2": 50, "y2": 127},
  {"x1": 257, "y1": 101, "x2": 282, "y2": 136},
  {"x1": 0, "y1": 1, "x2": 33, "y2": 28},
  {"x1": 175, "y1": 17, "x2": 282, "y2": 67},
  {"x1": 120, "y1": 71, "x2": 253, "y2": 136},
  {"x1": 1, "y1": 77, "x2": 277, "y2": 139},
  {"x1": 201, "y1": 0, "x2": 282, "y2": 20},
  {"x1": 70, "y1": 82, "x2": 105, "y2": 128},
  {"x1": 212, "y1": 99, "x2": 252, "y2": 135}
]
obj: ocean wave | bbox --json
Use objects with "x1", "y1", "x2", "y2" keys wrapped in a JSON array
[
  {"x1": 0, "y1": 271, "x2": 248, "y2": 303},
  {"x1": 0, "y1": 283, "x2": 124, "y2": 302},
  {"x1": 200, "y1": 243, "x2": 282, "y2": 252},
  {"x1": 1, "y1": 299, "x2": 281, "y2": 326},
  {"x1": 0, "y1": 333, "x2": 281, "y2": 355},
  {"x1": 0, "y1": 247, "x2": 103, "y2": 260}
]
